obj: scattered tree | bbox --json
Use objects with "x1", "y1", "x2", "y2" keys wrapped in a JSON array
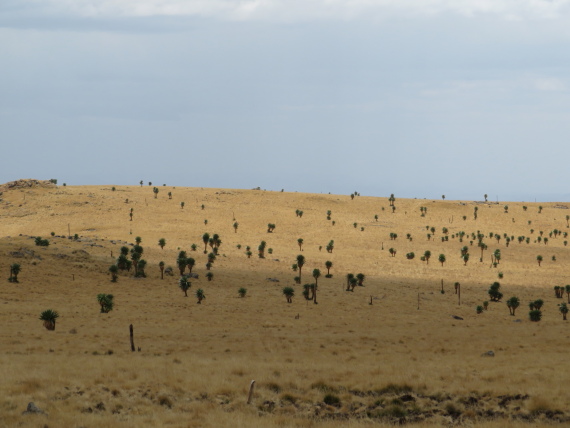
[
  {"x1": 39, "y1": 309, "x2": 59, "y2": 331},
  {"x1": 325, "y1": 260, "x2": 333, "y2": 277},
  {"x1": 195, "y1": 288, "x2": 206, "y2": 304},
  {"x1": 9, "y1": 263, "x2": 21, "y2": 283},
  {"x1": 179, "y1": 275, "x2": 191, "y2": 297},
  {"x1": 559, "y1": 303, "x2": 568, "y2": 320},
  {"x1": 528, "y1": 300, "x2": 541, "y2": 313},
  {"x1": 296, "y1": 255, "x2": 306, "y2": 280},
  {"x1": 506, "y1": 296, "x2": 520, "y2": 316},
  {"x1": 177, "y1": 252, "x2": 187, "y2": 275},
  {"x1": 136, "y1": 259, "x2": 147, "y2": 278},
  {"x1": 97, "y1": 294, "x2": 114, "y2": 313},
  {"x1": 346, "y1": 273, "x2": 355, "y2": 291},
  {"x1": 283, "y1": 286, "x2": 295, "y2": 303},
  {"x1": 488, "y1": 282, "x2": 503, "y2": 302},
  {"x1": 109, "y1": 265, "x2": 119, "y2": 282},
  {"x1": 158, "y1": 238, "x2": 166, "y2": 249},
  {"x1": 312, "y1": 268, "x2": 321, "y2": 293},
  {"x1": 258, "y1": 241, "x2": 267, "y2": 258},
  {"x1": 186, "y1": 257, "x2": 196, "y2": 273}
]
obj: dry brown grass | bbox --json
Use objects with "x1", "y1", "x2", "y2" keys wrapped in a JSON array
[{"x1": 1, "y1": 182, "x2": 570, "y2": 426}]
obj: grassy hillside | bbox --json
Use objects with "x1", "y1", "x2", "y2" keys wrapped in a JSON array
[{"x1": 1, "y1": 180, "x2": 569, "y2": 427}]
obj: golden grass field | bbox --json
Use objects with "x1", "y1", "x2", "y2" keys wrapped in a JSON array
[{"x1": 2, "y1": 179, "x2": 570, "y2": 427}]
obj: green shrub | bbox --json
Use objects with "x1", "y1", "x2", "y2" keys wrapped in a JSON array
[
  {"x1": 323, "y1": 393, "x2": 341, "y2": 406},
  {"x1": 34, "y1": 237, "x2": 49, "y2": 247},
  {"x1": 529, "y1": 310, "x2": 542, "y2": 322}
]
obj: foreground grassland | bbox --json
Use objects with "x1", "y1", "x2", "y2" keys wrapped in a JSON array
[{"x1": 1, "y1": 181, "x2": 570, "y2": 427}]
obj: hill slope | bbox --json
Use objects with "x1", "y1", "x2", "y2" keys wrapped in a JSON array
[{"x1": 1, "y1": 182, "x2": 569, "y2": 427}]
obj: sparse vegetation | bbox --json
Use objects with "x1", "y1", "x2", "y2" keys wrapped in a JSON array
[{"x1": 3, "y1": 183, "x2": 570, "y2": 427}]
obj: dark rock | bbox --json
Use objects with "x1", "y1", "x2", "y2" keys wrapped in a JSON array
[
  {"x1": 22, "y1": 402, "x2": 46, "y2": 415},
  {"x1": 10, "y1": 248, "x2": 41, "y2": 259}
]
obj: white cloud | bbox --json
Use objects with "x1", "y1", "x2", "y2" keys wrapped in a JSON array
[
  {"x1": 535, "y1": 77, "x2": 567, "y2": 91},
  {"x1": 17, "y1": 0, "x2": 570, "y2": 21}
]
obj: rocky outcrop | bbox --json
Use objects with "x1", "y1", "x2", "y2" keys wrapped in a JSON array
[{"x1": 0, "y1": 179, "x2": 57, "y2": 192}]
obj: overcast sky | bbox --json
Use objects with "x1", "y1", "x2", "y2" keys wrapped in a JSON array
[{"x1": 2, "y1": 1, "x2": 570, "y2": 201}]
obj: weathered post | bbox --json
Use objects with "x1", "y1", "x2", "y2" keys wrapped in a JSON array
[
  {"x1": 130, "y1": 324, "x2": 135, "y2": 352},
  {"x1": 247, "y1": 380, "x2": 256, "y2": 404}
]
